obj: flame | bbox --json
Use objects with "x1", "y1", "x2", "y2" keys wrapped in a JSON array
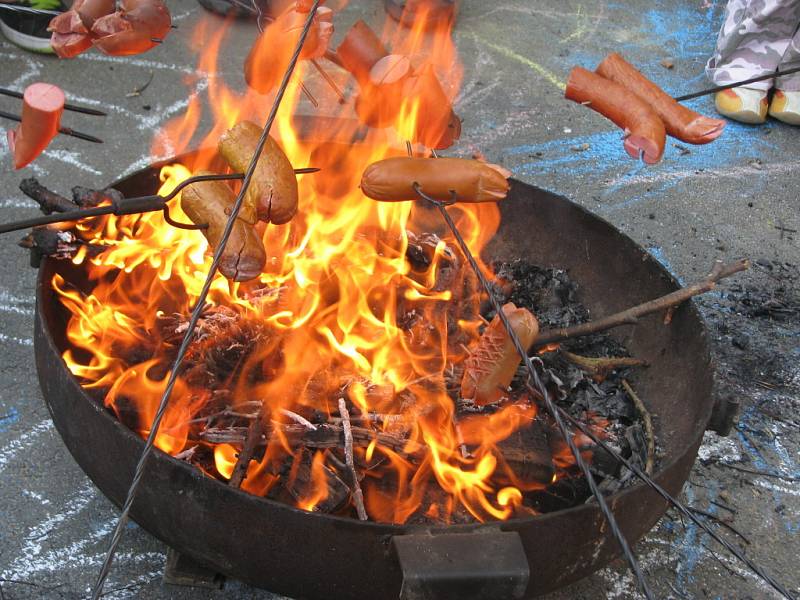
[{"x1": 52, "y1": 8, "x2": 583, "y2": 523}]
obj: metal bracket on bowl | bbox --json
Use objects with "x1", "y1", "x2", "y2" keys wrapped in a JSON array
[
  {"x1": 707, "y1": 395, "x2": 740, "y2": 437},
  {"x1": 392, "y1": 530, "x2": 529, "y2": 600}
]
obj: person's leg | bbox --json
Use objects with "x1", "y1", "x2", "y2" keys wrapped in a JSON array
[
  {"x1": 707, "y1": 0, "x2": 800, "y2": 123},
  {"x1": 708, "y1": 0, "x2": 800, "y2": 89},
  {"x1": 770, "y1": 26, "x2": 800, "y2": 123}
]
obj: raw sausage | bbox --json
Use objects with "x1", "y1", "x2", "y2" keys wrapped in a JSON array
[
  {"x1": 565, "y1": 66, "x2": 666, "y2": 164},
  {"x1": 91, "y1": 0, "x2": 171, "y2": 57},
  {"x1": 336, "y1": 20, "x2": 387, "y2": 83},
  {"x1": 181, "y1": 171, "x2": 266, "y2": 282},
  {"x1": 218, "y1": 121, "x2": 299, "y2": 225},
  {"x1": 244, "y1": 6, "x2": 333, "y2": 93},
  {"x1": 461, "y1": 303, "x2": 539, "y2": 406},
  {"x1": 360, "y1": 156, "x2": 511, "y2": 203},
  {"x1": 596, "y1": 53, "x2": 725, "y2": 145},
  {"x1": 7, "y1": 83, "x2": 65, "y2": 170}
]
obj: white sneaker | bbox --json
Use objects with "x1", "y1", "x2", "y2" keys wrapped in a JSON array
[
  {"x1": 769, "y1": 89, "x2": 800, "y2": 126},
  {"x1": 714, "y1": 87, "x2": 768, "y2": 124}
]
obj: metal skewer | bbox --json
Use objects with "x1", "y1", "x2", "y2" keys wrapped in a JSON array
[
  {"x1": 0, "y1": 87, "x2": 107, "y2": 116},
  {"x1": 0, "y1": 109, "x2": 103, "y2": 144},
  {"x1": 0, "y1": 169, "x2": 320, "y2": 235},
  {"x1": 411, "y1": 180, "x2": 655, "y2": 600},
  {"x1": 675, "y1": 64, "x2": 800, "y2": 102},
  {"x1": 90, "y1": 3, "x2": 324, "y2": 597}
]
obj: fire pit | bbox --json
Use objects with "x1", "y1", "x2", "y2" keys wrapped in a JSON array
[{"x1": 34, "y1": 151, "x2": 714, "y2": 599}]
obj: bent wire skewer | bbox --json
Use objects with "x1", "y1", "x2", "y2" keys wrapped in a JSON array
[
  {"x1": 409, "y1": 176, "x2": 794, "y2": 600},
  {"x1": 0, "y1": 168, "x2": 320, "y2": 234}
]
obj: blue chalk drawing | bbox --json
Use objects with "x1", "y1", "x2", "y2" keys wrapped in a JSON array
[{"x1": 0, "y1": 406, "x2": 19, "y2": 432}]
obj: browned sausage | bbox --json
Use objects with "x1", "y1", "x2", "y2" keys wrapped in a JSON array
[
  {"x1": 336, "y1": 20, "x2": 387, "y2": 83},
  {"x1": 596, "y1": 53, "x2": 725, "y2": 145},
  {"x1": 7, "y1": 83, "x2": 65, "y2": 170},
  {"x1": 91, "y1": 0, "x2": 171, "y2": 57},
  {"x1": 218, "y1": 121, "x2": 299, "y2": 225},
  {"x1": 461, "y1": 303, "x2": 539, "y2": 406},
  {"x1": 181, "y1": 171, "x2": 266, "y2": 282},
  {"x1": 565, "y1": 66, "x2": 666, "y2": 164},
  {"x1": 361, "y1": 157, "x2": 511, "y2": 203}
]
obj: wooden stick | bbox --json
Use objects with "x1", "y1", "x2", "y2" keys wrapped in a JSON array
[
  {"x1": 228, "y1": 412, "x2": 265, "y2": 489},
  {"x1": 338, "y1": 398, "x2": 368, "y2": 520},
  {"x1": 622, "y1": 379, "x2": 654, "y2": 475},
  {"x1": 533, "y1": 259, "x2": 750, "y2": 347},
  {"x1": 559, "y1": 350, "x2": 648, "y2": 377}
]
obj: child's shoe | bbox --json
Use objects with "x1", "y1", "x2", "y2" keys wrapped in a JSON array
[
  {"x1": 768, "y1": 89, "x2": 800, "y2": 126},
  {"x1": 714, "y1": 87, "x2": 768, "y2": 124}
]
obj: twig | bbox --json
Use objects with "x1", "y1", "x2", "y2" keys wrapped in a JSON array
[
  {"x1": 338, "y1": 398, "x2": 368, "y2": 520},
  {"x1": 622, "y1": 379, "x2": 655, "y2": 475},
  {"x1": 559, "y1": 349, "x2": 648, "y2": 377},
  {"x1": 689, "y1": 507, "x2": 750, "y2": 545},
  {"x1": 715, "y1": 462, "x2": 800, "y2": 482},
  {"x1": 533, "y1": 259, "x2": 750, "y2": 346},
  {"x1": 278, "y1": 408, "x2": 317, "y2": 431},
  {"x1": 126, "y1": 70, "x2": 154, "y2": 97},
  {"x1": 19, "y1": 178, "x2": 75, "y2": 214},
  {"x1": 228, "y1": 413, "x2": 265, "y2": 489},
  {"x1": 701, "y1": 543, "x2": 746, "y2": 580}
]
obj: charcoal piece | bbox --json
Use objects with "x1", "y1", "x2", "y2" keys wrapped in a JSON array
[
  {"x1": 19, "y1": 178, "x2": 76, "y2": 213},
  {"x1": 72, "y1": 185, "x2": 125, "y2": 208}
]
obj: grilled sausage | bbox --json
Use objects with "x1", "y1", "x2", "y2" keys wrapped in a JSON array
[
  {"x1": 218, "y1": 121, "x2": 299, "y2": 225},
  {"x1": 596, "y1": 53, "x2": 725, "y2": 145},
  {"x1": 91, "y1": 0, "x2": 171, "y2": 57},
  {"x1": 461, "y1": 303, "x2": 539, "y2": 406},
  {"x1": 336, "y1": 19, "x2": 387, "y2": 83},
  {"x1": 180, "y1": 171, "x2": 266, "y2": 282},
  {"x1": 7, "y1": 83, "x2": 65, "y2": 170},
  {"x1": 361, "y1": 156, "x2": 511, "y2": 203},
  {"x1": 565, "y1": 66, "x2": 666, "y2": 164}
]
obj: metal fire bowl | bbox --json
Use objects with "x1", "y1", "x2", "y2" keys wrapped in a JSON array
[{"x1": 34, "y1": 156, "x2": 714, "y2": 600}]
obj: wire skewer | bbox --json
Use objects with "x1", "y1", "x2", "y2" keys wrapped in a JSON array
[
  {"x1": 0, "y1": 87, "x2": 107, "y2": 116},
  {"x1": 0, "y1": 169, "x2": 320, "y2": 235},
  {"x1": 0, "y1": 109, "x2": 103, "y2": 144},
  {"x1": 410, "y1": 180, "x2": 654, "y2": 600},
  {"x1": 90, "y1": 3, "x2": 324, "y2": 597},
  {"x1": 675, "y1": 63, "x2": 800, "y2": 102}
]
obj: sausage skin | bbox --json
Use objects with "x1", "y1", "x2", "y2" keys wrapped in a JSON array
[
  {"x1": 91, "y1": 0, "x2": 171, "y2": 57},
  {"x1": 218, "y1": 121, "x2": 299, "y2": 225},
  {"x1": 596, "y1": 53, "x2": 725, "y2": 145},
  {"x1": 565, "y1": 66, "x2": 666, "y2": 164},
  {"x1": 461, "y1": 303, "x2": 539, "y2": 406},
  {"x1": 180, "y1": 171, "x2": 266, "y2": 282},
  {"x1": 7, "y1": 83, "x2": 65, "y2": 170},
  {"x1": 361, "y1": 157, "x2": 511, "y2": 203},
  {"x1": 336, "y1": 20, "x2": 387, "y2": 83}
]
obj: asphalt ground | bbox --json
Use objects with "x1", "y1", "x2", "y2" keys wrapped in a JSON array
[{"x1": 0, "y1": 1, "x2": 798, "y2": 598}]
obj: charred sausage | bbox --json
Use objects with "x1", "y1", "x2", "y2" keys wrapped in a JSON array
[
  {"x1": 361, "y1": 156, "x2": 511, "y2": 203},
  {"x1": 461, "y1": 303, "x2": 539, "y2": 406},
  {"x1": 7, "y1": 83, "x2": 65, "y2": 170},
  {"x1": 218, "y1": 121, "x2": 299, "y2": 225},
  {"x1": 596, "y1": 53, "x2": 725, "y2": 145},
  {"x1": 181, "y1": 171, "x2": 266, "y2": 282},
  {"x1": 565, "y1": 66, "x2": 666, "y2": 164}
]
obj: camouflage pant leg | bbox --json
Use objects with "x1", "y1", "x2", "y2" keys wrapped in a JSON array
[{"x1": 706, "y1": 0, "x2": 800, "y2": 91}]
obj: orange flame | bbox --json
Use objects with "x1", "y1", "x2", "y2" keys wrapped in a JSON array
[{"x1": 51, "y1": 9, "x2": 582, "y2": 523}]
